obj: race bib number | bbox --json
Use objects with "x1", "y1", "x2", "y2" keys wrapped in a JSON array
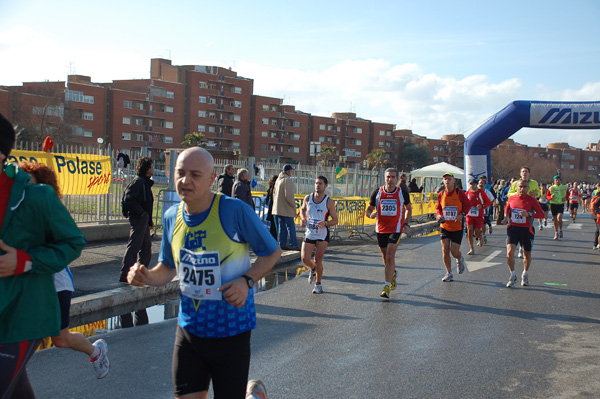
[
  {"x1": 380, "y1": 199, "x2": 397, "y2": 216},
  {"x1": 443, "y1": 206, "x2": 458, "y2": 221},
  {"x1": 307, "y1": 217, "x2": 321, "y2": 234},
  {"x1": 178, "y1": 249, "x2": 222, "y2": 301},
  {"x1": 539, "y1": 197, "x2": 548, "y2": 204},
  {"x1": 571, "y1": 195, "x2": 578, "y2": 201},
  {"x1": 469, "y1": 206, "x2": 479, "y2": 217},
  {"x1": 511, "y1": 208, "x2": 526, "y2": 224}
]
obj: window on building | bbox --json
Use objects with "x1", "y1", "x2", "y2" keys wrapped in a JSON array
[
  {"x1": 198, "y1": 111, "x2": 206, "y2": 117},
  {"x1": 199, "y1": 96, "x2": 206, "y2": 103},
  {"x1": 136, "y1": 103, "x2": 144, "y2": 110},
  {"x1": 233, "y1": 114, "x2": 241, "y2": 122},
  {"x1": 136, "y1": 134, "x2": 144, "y2": 141},
  {"x1": 122, "y1": 132, "x2": 131, "y2": 141},
  {"x1": 83, "y1": 129, "x2": 93, "y2": 137},
  {"x1": 262, "y1": 118, "x2": 269, "y2": 125},
  {"x1": 233, "y1": 142, "x2": 240, "y2": 149},
  {"x1": 379, "y1": 142, "x2": 384, "y2": 147},
  {"x1": 198, "y1": 125, "x2": 206, "y2": 132},
  {"x1": 232, "y1": 128, "x2": 240, "y2": 135},
  {"x1": 354, "y1": 127, "x2": 362, "y2": 134},
  {"x1": 65, "y1": 89, "x2": 94, "y2": 104},
  {"x1": 319, "y1": 137, "x2": 325, "y2": 142},
  {"x1": 271, "y1": 120, "x2": 278, "y2": 125},
  {"x1": 208, "y1": 126, "x2": 216, "y2": 133},
  {"x1": 165, "y1": 121, "x2": 173, "y2": 129},
  {"x1": 262, "y1": 105, "x2": 269, "y2": 111},
  {"x1": 135, "y1": 119, "x2": 143, "y2": 126},
  {"x1": 261, "y1": 132, "x2": 268, "y2": 137},
  {"x1": 208, "y1": 98, "x2": 216, "y2": 104},
  {"x1": 123, "y1": 117, "x2": 131, "y2": 124},
  {"x1": 199, "y1": 82, "x2": 207, "y2": 88},
  {"x1": 166, "y1": 91, "x2": 174, "y2": 99},
  {"x1": 379, "y1": 130, "x2": 385, "y2": 136},
  {"x1": 270, "y1": 145, "x2": 277, "y2": 152},
  {"x1": 165, "y1": 136, "x2": 173, "y2": 144},
  {"x1": 290, "y1": 134, "x2": 300, "y2": 140},
  {"x1": 261, "y1": 144, "x2": 267, "y2": 150},
  {"x1": 356, "y1": 139, "x2": 361, "y2": 145},
  {"x1": 233, "y1": 87, "x2": 242, "y2": 94},
  {"x1": 327, "y1": 125, "x2": 333, "y2": 131},
  {"x1": 319, "y1": 124, "x2": 326, "y2": 130},
  {"x1": 123, "y1": 100, "x2": 132, "y2": 109},
  {"x1": 165, "y1": 105, "x2": 174, "y2": 113},
  {"x1": 83, "y1": 112, "x2": 93, "y2": 121},
  {"x1": 208, "y1": 112, "x2": 216, "y2": 119},
  {"x1": 232, "y1": 100, "x2": 242, "y2": 108},
  {"x1": 293, "y1": 121, "x2": 301, "y2": 128},
  {"x1": 33, "y1": 106, "x2": 63, "y2": 117}
]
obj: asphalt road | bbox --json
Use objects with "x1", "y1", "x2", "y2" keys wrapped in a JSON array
[{"x1": 28, "y1": 216, "x2": 600, "y2": 398}]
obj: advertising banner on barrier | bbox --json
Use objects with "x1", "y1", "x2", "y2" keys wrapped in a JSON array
[{"x1": 8, "y1": 150, "x2": 113, "y2": 195}]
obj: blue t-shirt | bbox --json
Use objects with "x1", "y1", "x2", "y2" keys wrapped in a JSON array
[{"x1": 159, "y1": 194, "x2": 278, "y2": 337}]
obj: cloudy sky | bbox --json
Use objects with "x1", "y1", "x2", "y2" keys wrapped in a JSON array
[{"x1": 1, "y1": 0, "x2": 599, "y2": 149}]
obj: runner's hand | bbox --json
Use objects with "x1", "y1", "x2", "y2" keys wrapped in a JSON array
[
  {"x1": 128, "y1": 263, "x2": 150, "y2": 286},
  {"x1": 219, "y1": 277, "x2": 249, "y2": 308},
  {"x1": 0, "y1": 240, "x2": 17, "y2": 278}
]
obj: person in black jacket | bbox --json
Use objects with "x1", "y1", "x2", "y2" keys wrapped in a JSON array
[
  {"x1": 409, "y1": 178, "x2": 423, "y2": 193},
  {"x1": 232, "y1": 168, "x2": 254, "y2": 209},
  {"x1": 120, "y1": 157, "x2": 154, "y2": 282},
  {"x1": 265, "y1": 174, "x2": 279, "y2": 239},
  {"x1": 217, "y1": 164, "x2": 235, "y2": 197}
]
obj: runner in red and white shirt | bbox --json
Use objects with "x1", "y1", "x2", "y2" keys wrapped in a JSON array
[
  {"x1": 465, "y1": 179, "x2": 491, "y2": 255},
  {"x1": 502, "y1": 180, "x2": 545, "y2": 288},
  {"x1": 567, "y1": 182, "x2": 581, "y2": 223},
  {"x1": 367, "y1": 168, "x2": 412, "y2": 299}
]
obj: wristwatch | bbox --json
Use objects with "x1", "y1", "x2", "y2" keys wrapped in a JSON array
[{"x1": 242, "y1": 274, "x2": 254, "y2": 289}]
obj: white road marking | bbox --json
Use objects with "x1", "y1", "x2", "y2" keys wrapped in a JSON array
[{"x1": 466, "y1": 250, "x2": 503, "y2": 272}]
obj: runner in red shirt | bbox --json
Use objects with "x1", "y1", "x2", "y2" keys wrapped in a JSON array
[
  {"x1": 465, "y1": 179, "x2": 491, "y2": 255},
  {"x1": 567, "y1": 182, "x2": 581, "y2": 223},
  {"x1": 502, "y1": 180, "x2": 545, "y2": 288}
]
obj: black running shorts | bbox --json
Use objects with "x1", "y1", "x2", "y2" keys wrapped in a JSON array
[
  {"x1": 506, "y1": 225, "x2": 534, "y2": 252},
  {"x1": 550, "y1": 203, "x2": 564, "y2": 216},
  {"x1": 172, "y1": 326, "x2": 251, "y2": 398},
  {"x1": 376, "y1": 232, "x2": 402, "y2": 248},
  {"x1": 440, "y1": 228, "x2": 463, "y2": 245}
]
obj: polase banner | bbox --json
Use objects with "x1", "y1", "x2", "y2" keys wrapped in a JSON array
[{"x1": 8, "y1": 150, "x2": 112, "y2": 195}]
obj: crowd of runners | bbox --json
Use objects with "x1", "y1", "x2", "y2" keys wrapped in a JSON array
[{"x1": 2, "y1": 104, "x2": 599, "y2": 399}]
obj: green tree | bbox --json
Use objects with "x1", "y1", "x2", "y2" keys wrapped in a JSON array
[
  {"x1": 181, "y1": 132, "x2": 207, "y2": 148},
  {"x1": 399, "y1": 141, "x2": 430, "y2": 170},
  {"x1": 318, "y1": 145, "x2": 336, "y2": 166},
  {"x1": 366, "y1": 149, "x2": 390, "y2": 171}
]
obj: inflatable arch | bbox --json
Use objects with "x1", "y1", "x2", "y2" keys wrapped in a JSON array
[{"x1": 464, "y1": 101, "x2": 600, "y2": 182}]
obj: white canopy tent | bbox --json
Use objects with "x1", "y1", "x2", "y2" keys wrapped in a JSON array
[{"x1": 410, "y1": 162, "x2": 465, "y2": 192}]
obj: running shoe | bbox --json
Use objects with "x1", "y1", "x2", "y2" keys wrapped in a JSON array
[
  {"x1": 90, "y1": 339, "x2": 110, "y2": 379},
  {"x1": 544, "y1": 219, "x2": 547, "y2": 226},
  {"x1": 391, "y1": 271, "x2": 397, "y2": 291},
  {"x1": 553, "y1": 233, "x2": 559, "y2": 240},
  {"x1": 483, "y1": 236, "x2": 488, "y2": 245},
  {"x1": 506, "y1": 274, "x2": 517, "y2": 288},
  {"x1": 312, "y1": 283, "x2": 323, "y2": 294},
  {"x1": 467, "y1": 249, "x2": 474, "y2": 255},
  {"x1": 442, "y1": 272, "x2": 453, "y2": 282},
  {"x1": 380, "y1": 285, "x2": 391, "y2": 299},
  {"x1": 246, "y1": 379, "x2": 267, "y2": 399},
  {"x1": 594, "y1": 244, "x2": 599, "y2": 250},
  {"x1": 518, "y1": 247, "x2": 523, "y2": 259},
  {"x1": 457, "y1": 256, "x2": 465, "y2": 274},
  {"x1": 488, "y1": 226, "x2": 493, "y2": 234},
  {"x1": 559, "y1": 230, "x2": 563, "y2": 238},
  {"x1": 308, "y1": 268, "x2": 316, "y2": 284},
  {"x1": 538, "y1": 225, "x2": 543, "y2": 231},
  {"x1": 521, "y1": 272, "x2": 529, "y2": 286}
]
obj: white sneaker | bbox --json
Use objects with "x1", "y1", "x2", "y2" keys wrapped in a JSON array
[
  {"x1": 308, "y1": 268, "x2": 316, "y2": 284},
  {"x1": 246, "y1": 379, "x2": 267, "y2": 399},
  {"x1": 442, "y1": 272, "x2": 453, "y2": 282},
  {"x1": 506, "y1": 274, "x2": 517, "y2": 288},
  {"x1": 90, "y1": 339, "x2": 110, "y2": 379},
  {"x1": 457, "y1": 256, "x2": 466, "y2": 274},
  {"x1": 594, "y1": 244, "x2": 599, "y2": 250},
  {"x1": 312, "y1": 283, "x2": 323, "y2": 294},
  {"x1": 521, "y1": 272, "x2": 529, "y2": 286}
]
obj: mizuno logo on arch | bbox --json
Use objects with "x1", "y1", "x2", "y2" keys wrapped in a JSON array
[{"x1": 530, "y1": 103, "x2": 600, "y2": 128}]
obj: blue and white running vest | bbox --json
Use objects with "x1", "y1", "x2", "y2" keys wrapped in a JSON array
[{"x1": 305, "y1": 194, "x2": 330, "y2": 240}]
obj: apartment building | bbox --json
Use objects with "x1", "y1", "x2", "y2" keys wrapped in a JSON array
[
  {"x1": 371, "y1": 121, "x2": 397, "y2": 164},
  {"x1": 251, "y1": 96, "x2": 309, "y2": 163},
  {"x1": 150, "y1": 59, "x2": 253, "y2": 156},
  {"x1": 104, "y1": 78, "x2": 184, "y2": 159}
]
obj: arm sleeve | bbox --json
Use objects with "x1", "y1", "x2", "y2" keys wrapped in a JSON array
[
  {"x1": 531, "y1": 197, "x2": 545, "y2": 219},
  {"x1": 28, "y1": 188, "x2": 86, "y2": 275},
  {"x1": 369, "y1": 188, "x2": 378, "y2": 207},
  {"x1": 229, "y1": 201, "x2": 279, "y2": 256},
  {"x1": 402, "y1": 189, "x2": 411, "y2": 205}
]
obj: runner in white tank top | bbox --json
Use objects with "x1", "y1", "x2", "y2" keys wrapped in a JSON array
[{"x1": 300, "y1": 176, "x2": 338, "y2": 294}]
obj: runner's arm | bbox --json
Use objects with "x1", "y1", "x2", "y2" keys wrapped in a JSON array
[
  {"x1": 300, "y1": 195, "x2": 309, "y2": 227},
  {"x1": 128, "y1": 262, "x2": 176, "y2": 287}
]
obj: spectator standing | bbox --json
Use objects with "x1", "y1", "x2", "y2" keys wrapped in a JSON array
[
  {"x1": 409, "y1": 178, "x2": 423, "y2": 193},
  {"x1": 273, "y1": 164, "x2": 300, "y2": 250},
  {"x1": 232, "y1": 168, "x2": 255, "y2": 210},
  {"x1": 265, "y1": 174, "x2": 279, "y2": 240},
  {"x1": 399, "y1": 173, "x2": 409, "y2": 194},
  {"x1": 217, "y1": 164, "x2": 235, "y2": 197}
]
